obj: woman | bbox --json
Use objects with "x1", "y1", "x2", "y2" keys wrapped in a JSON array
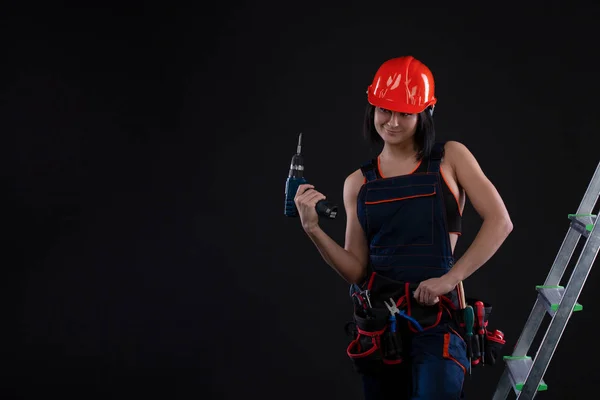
[{"x1": 294, "y1": 56, "x2": 513, "y2": 399}]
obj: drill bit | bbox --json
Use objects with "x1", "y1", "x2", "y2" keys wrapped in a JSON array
[
  {"x1": 288, "y1": 133, "x2": 304, "y2": 179},
  {"x1": 297, "y1": 132, "x2": 302, "y2": 154}
]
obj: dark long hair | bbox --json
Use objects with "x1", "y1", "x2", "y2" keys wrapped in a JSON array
[{"x1": 362, "y1": 104, "x2": 435, "y2": 161}]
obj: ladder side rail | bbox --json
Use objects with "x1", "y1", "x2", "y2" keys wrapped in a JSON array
[
  {"x1": 517, "y1": 223, "x2": 600, "y2": 399},
  {"x1": 492, "y1": 160, "x2": 600, "y2": 398}
]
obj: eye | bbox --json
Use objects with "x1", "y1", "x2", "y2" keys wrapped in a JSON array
[{"x1": 378, "y1": 107, "x2": 391, "y2": 113}]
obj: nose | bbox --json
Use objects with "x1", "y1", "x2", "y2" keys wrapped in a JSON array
[{"x1": 387, "y1": 112, "x2": 401, "y2": 127}]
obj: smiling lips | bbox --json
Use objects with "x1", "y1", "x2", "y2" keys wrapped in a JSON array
[{"x1": 385, "y1": 128, "x2": 403, "y2": 134}]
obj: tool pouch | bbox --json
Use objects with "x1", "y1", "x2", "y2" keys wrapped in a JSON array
[
  {"x1": 455, "y1": 298, "x2": 507, "y2": 368},
  {"x1": 345, "y1": 306, "x2": 403, "y2": 376},
  {"x1": 484, "y1": 329, "x2": 506, "y2": 365}
]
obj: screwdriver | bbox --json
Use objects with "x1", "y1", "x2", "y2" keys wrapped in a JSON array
[
  {"x1": 464, "y1": 305, "x2": 474, "y2": 375},
  {"x1": 475, "y1": 301, "x2": 486, "y2": 366}
]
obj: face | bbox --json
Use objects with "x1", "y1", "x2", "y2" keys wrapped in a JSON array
[{"x1": 374, "y1": 107, "x2": 419, "y2": 145}]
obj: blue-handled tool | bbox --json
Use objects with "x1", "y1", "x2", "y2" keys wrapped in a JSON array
[
  {"x1": 385, "y1": 297, "x2": 424, "y2": 332},
  {"x1": 383, "y1": 298, "x2": 400, "y2": 359},
  {"x1": 284, "y1": 133, "x2": 338, "y2": 219}
]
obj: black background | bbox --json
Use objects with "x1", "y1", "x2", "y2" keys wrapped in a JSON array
[{"x1": 2, "y1": 2, "x2": 600, "y2": 399}]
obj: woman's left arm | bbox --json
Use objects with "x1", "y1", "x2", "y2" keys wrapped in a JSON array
[{"x1": 444, "y1": 141, "x2": 514, "y2": 285}]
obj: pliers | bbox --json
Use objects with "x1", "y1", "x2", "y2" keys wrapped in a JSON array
[{"x1": 384, "y1": 297, "x2": 424, "y2": 332}]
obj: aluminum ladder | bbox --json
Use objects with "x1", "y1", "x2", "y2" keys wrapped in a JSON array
[{"x1": 492, "y1": 160, "x2": 600, "y2": 399}]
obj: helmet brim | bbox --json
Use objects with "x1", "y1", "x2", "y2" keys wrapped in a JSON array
[{"x1": 367, "y1": 93, "x2": 437, "y2": 114}]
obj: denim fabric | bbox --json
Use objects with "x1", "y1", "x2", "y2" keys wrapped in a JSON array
[{"x1": 355, "y1": 142, "x2": 468, "y2": 399}]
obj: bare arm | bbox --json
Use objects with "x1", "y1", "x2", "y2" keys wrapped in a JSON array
[
  {"x1": 299, "y1": 170, "x2": 369, "y2": 284},
  {"x1": 444, "y1": 141, "x2": 514, "y2": 285}
]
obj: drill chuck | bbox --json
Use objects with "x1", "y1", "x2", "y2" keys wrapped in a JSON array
[{"x1": 288, "y1": 154, "x2": 304, "y2": 178}]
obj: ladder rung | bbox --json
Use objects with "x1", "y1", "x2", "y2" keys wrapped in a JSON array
[
  {"x1": 536, "y1": 285, "x2": 583, "y2": 317},
  {"x1": 568, "y1": 213, "x2": 596, "y2": 237},
  {"x1": 504, "y1": 356, "x2": 548, "y2": 394}
]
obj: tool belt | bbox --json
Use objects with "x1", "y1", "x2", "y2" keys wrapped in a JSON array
[{"x1": 344, "y1": 272, "x2": 506, "y2": 375}]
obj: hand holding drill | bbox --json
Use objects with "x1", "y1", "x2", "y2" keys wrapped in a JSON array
[{"x1": 294, "y1": 184, "x2": 330, "y2": 232}]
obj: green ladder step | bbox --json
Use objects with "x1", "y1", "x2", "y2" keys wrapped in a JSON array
[
  {"x1": 536, "y1": 285, "x2": 583, "y2": 316},
  {"x1": 504, "y1": 356, "x2": 548, "y2": 392},
  {"x1": 568, "y1": 213, "x2": 596, "y2": 235}
]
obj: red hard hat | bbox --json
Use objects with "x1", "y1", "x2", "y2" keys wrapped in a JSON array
[{"x1": 366, "y1": 56, "x2": 437, "y2": 114}]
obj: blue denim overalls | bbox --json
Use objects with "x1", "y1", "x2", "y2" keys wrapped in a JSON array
[{"x1": 346, "y1": 142, "x2": 469, "y2": 400}]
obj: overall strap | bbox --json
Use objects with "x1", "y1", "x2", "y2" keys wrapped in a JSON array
[
  {"x1": 427, "y1": 141, "x2": 447, "y2": 173},
  {"x1": 427, "y1": 140, "x2": 455, "y2": 276},
  {"x1": 360, "y1": 158, "x2": 379, "y2": 182}
]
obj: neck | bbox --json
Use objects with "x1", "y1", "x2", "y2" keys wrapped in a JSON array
[{"x1": 380, "y1": 140, "x2": 417, "y2": 162}]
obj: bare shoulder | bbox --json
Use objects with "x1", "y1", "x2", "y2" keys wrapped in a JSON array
[
  {"x1": 443, "y1": 140, "x2": 474, "y2": 159},
  {"x1": 443, "y1": 141, "x2": 512, "y2": 223},
  {"x1": 443, "y1": 140, "x2": 483, "y2": 172},
  {"x1": 343, "y1": 168, "x2": 365, "y2": 204}
]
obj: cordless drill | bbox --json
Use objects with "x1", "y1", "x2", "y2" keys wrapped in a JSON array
[{"x1": 284, "y1": 133, "x2": 338, "y2": 219}]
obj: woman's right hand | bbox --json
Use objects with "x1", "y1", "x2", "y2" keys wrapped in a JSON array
[{"x1": 294, "y1": 184, "x2": 327, "y2": 232}]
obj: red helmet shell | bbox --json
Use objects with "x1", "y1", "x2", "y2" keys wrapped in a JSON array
[{"x1": 367, "y1": 56, "x2": 437, "y2": 114}]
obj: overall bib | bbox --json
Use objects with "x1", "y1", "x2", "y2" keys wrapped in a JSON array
[{"x1": 347, "y1": 142, "x2": 469, "y2": 399}]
